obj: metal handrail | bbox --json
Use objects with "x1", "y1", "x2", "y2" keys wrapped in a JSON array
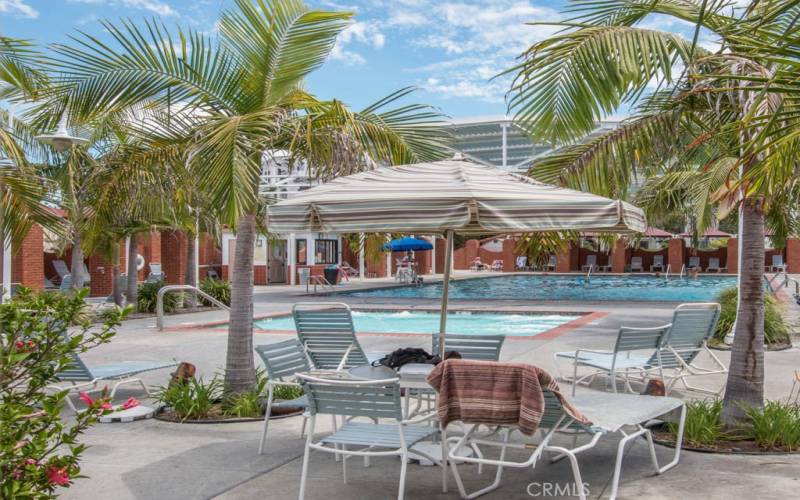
[
  {"x1": 664, "y1": 264, "x2": 671, "y2": 280},
  {"x1": 156, "y1": 284, "x2": 229, "y2": 331},
  {"x1": 773, "y1": 271, "x2": 799, "y2": 296},
  {"x1": 585, "y1": 265, "x2": 592, "y2": 285},
  {"x1": 680, "y1": 265, "x2": 686, "y2": 278},
  {"x1": 307, "y1": 275, "x2": 334, "y2": 295}
]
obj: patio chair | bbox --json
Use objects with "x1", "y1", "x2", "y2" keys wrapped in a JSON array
[
  {"x1": 515, "y1": 256, "x2": 528, "y2": 271},
  {"x1": 581, "y1": 255, "x2": 597, "y2": 272},
  {"x1": 147, "y1": 262, "x2": 165, "y2": 283},
  {"x1": 657, "y1": 303, "x2": 725, "y2": 395},
  {"x1": 49, "y1": 349, "x2": 176, "y2": 411},
  {"x1": 206, "y1": 269, "x2": 220, "y2": 280},
  {"x1": 650, "y1": 254, "x2": 665, "y2": 272},
  {"x1": 707, "y1": 257, "x2": 727, "y2": 273},
  {"x1": 58, "y1": 274, "x2": 72, "y2": 292},
  {"x1": 554, "y1": 324, "x2": 671, "y2": 395},
  {"x1": 491, "y1": 260, "x2": 503, "y2": 271},
  {"x1": 543, "y1": 254, "x2": 557, "y2": 271},
  {"x1": 293, "y1": 303, "x2": 371, "y2": 370},
  {"x1": 296, "y1": 373, "x2": 444, "y2": 500},
  {"x1": 469, "y1": 258, "x2": 486, "y2": 271},
  {"x1": 51, "y1": 259, "x2": 70, "y2": 280},
  {"x1": 688, "y1": 256, "x2": 702, "y2": 271},
  {"x1": 630, "y1": 256, "x2": 644, "y2": 272},
  {"x1": 770, "y1": 254, "x2": 787, "y2": 273},
  {"x1": 431, "y1": 333, "x2": 505, "y2": 361},
  {"x1": 442, "y1": 377, "x2": 686, "y2": 500},
  {"x1": 255, "y1": 339, "x2": 312, "y2": 455}
]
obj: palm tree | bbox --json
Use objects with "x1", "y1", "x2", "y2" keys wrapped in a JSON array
[
  {"x1": 505, "y1": 0, "x2": 799, "y2": 424},
  {"x1": 48, "y1": 0, "x2": 450, "y2": 392}
]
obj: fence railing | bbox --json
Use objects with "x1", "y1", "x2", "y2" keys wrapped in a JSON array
[{"x1": 156, "y1": 284, "x2": 229, "y2": 331}]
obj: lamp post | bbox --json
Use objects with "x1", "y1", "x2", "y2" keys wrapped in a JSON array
[
  {"x1": 0, "y1": 157, "x2": 13, "y2": 303},
  {"x1": 36, "y1": 113, "x2": 90, "y2": 289}
]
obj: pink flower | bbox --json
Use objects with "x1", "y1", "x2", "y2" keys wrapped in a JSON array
[
  {"x1": 24, "y1": 458, "x2": 40, "y2": 466},
  {"x1": 46, "y1": 466, "x2": 70, "y2": 486},
  {"x1": 100, "y1": 402, "x2": 113, "y2": 411},
  {"x1": 78, "y1": 392, "x2": 94, "y2": 406},
  {"x1": 121, "y1": 397, "x2": 140, "y2": 410}
]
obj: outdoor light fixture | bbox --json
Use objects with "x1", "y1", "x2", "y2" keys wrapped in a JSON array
[{"x1": 35, "y1": 114, "x2": 88, "y2": 152}]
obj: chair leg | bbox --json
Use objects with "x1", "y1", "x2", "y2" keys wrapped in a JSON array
[
  {"x1": 298, "y1": 418, "x2": 315, "y2": 500},
  {"x1": 398, "y1": 451, "x2": 409, "y2": 500},
  {"x1": 258, "y1": 385, "x2": 274, "y2": 455},
  {"x1": 563, "y1": 450, "x2": 586, "y2": 500},
  {"x1": 441, "y1": 427, "x2": 448, "y2": 493},
  {"x1": 300, "y1": 414, "x2": 308, "y2": 438},
  {"x1": 341, "y1": 444, "x2": 347, "y2": 484},
  {"x1": 609, "y1": 428, "x2": 648, "y2": 500}
]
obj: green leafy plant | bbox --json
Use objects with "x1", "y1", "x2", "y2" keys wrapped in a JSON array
[
  {"x1": 156, "y1": 377, "x2": 222, "y2": 421},
  {"x1": 222, "y1": 370, "x2": 267, "y2": 418},
  {"x1": 744, "y1": 401, "x2": 800, "y2": 451},
  {"x1": 1, "y1": 288, "x2": 127, "y2": 497},
  {"x1": 272, "y1": 384, "x2": 303, "y2": 401},
  {"x1": 199, "y1": 278, "x2": 231, "y2": 307},
  {"x1": 714, "y1": 287, "x2": 790, "y2": 345},
  {"x1": 667, "y1": 399, "x2": 724, "y2": 448},
  {"x1": 136, "y1": 280, "x2": 179, "y2": 314}
]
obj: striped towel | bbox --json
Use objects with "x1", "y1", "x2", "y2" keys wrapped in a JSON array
[{"x1": 427, "y1": 359, "x2": 590, "y2": 435}]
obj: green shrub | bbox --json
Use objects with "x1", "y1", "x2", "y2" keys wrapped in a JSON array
[
  {"x1": 744, "y1": 401, "x2": 800, "y2": 450},
  {"x1": 667, "y1": 399, "x2": 724, "y2": 447},
  {"x1": 156, "y1": 377, "x2": 222, "y2": 421},
  {"x1": 1, "y1": 288, "x2": 127, "y2": 497},
  {"x1": 199, "y1": 278, "x2": 231, "y2": 307},
  {"x1": 222, "y1": 370, "x2": 267, "y2": 418},
  {"x1": 713, "y1": 287, "x2": 790, "y2": 344},
  {"x1": 137, "y1": 280, "x2": 179, "y2": 313}
]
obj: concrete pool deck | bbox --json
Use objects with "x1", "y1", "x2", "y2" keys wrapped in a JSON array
[{"x1": 59, "y1": 273, "x2": 800, "y2": 499}]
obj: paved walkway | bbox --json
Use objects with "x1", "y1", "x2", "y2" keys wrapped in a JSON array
[{"x1": 61, "y1": 274, "x2": 800, "y2": 499}]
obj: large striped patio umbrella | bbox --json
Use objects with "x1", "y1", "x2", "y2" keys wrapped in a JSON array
[{"x1": 267, "y1": 159, "x2": 646, "y2": 354}]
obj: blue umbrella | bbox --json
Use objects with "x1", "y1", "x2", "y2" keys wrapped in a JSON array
[{"x1": 382, "y1": 236, "x2": 433, "y2": 252}]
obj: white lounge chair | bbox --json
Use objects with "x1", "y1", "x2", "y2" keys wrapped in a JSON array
[
  {"x1": 50, "y1": 350, "x2": 176, "y2": 411},
  {"x1": 707, "y1": 257, "x2": 727, "y2": 273},
  {"x1": 491, "y1": 260, "x2": 503, "y2": 271},
  {"x1": 441, "y1": 368, "x2": 687, "y2": 500},
  {"x1": 431, "y1": 333, "x2": 505, "y2": 361},
  {"x1": 650, "y1": 254, "x2": 665, "y2": 272},
  {"x1": 293, "y1": 302, "x2": 377, "y2": 369},
  {"x1": 255, "y1": 339, "x2": 311, "y2": 455},
  {"x1": 543, "y1": 254, "x2": 556, "y2": 271},
  {"x1": 630, "y1": 256, "x2": 644, "y2": 272},
  {"x1": 554, "y1": 325, "x2": 671, "y2": 395},
  {"x1": 688, "y1": 256, "x2": 702, "y2": 272},
  {"x1": 296, "y1": 374, "x2": 444, "y2": 500},
  {"x1": 51, "y1": 259, "x2": 91, "y2": 284},
  {"x1": 146, "y1": 262, "x2": 165, "y2": 282},
  {"x1": 515, "y1": 256, "x2": 528, "y2": 271},
  {"x1": 581, "y1": 255, "x2": 597, "y2": 272},
  {"x1": 769, "y1": 254, "x2": 787, "y2": 273}
]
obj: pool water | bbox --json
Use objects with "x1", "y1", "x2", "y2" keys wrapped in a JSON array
[
  {"x1": 253, "y1": 310, "x2": 580, "y2": 337},
  {"x1": 346, "y1": 275, "x2": 737, "y2": 302}
]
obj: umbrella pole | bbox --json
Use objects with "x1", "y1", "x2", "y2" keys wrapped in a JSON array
[{"x1": 438, "y1": 230, "x2": 454, "y2": 355}]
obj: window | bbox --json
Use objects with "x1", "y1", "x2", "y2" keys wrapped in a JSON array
[
  {"x1": 296, "y1": 239, "x2": 307, "y2": 265},
  {"x1": 315, "y1": 239, "x2": 338, "y2": 265}
]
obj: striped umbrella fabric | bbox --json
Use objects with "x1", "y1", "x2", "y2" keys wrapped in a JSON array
[{"x1": 267, "y1": 160, "x2": 646, "y2": 234}]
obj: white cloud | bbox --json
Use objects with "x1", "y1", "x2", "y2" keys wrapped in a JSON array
[
  {"x1": 69, "y1": 0, "x2": 177, "y2": 16},
  {"x1": 0, "y1": 0, "x2": 38, "y2": 19},
  {"x1": 329, "y1": 21, "x2": 385, "y2": 66}
]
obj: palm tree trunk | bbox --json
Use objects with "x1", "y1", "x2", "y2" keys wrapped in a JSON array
[
  {"x1": 112, "y1": 243, "x2": 123, "y2": 306},
  {"x1": 224, "y1": 213, "x2": 257, "y2": 393},
  {"x1": 721, "y1": 198, "x2": 765, "y2": 425},
  {"x1": 185, "y1": 233, "x2": 197, "y2": 308},
  {"x1": 71, "y1": 230, "x2": 85, "y2": 289},
  {"x1": 126, "y1": 235, "x2": 138, "y2": 309}
]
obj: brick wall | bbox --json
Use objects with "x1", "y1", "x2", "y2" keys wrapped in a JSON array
[
  {"x1": 668, "y1": 239, "x2": 685, "y2": 272},
  {"x1": 87, "y1": 253, "x2": 113, "y2": 297},
  {"x1": 11, "y1": 224, "x2": 44, "y2": 291},
  {"x1": 611, "y1": 239, "x2": 627, "y2": 273},
  {"x1": 160, "y1": 230, "x2": 188, "y2": 285}
]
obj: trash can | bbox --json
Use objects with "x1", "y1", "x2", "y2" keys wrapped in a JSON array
[
  {"x1": 297, "y1": 267, "x2": 310, "y2": 285},
  {"x1": 324, "y1": 266, "x2": 339, "y2": 285}
]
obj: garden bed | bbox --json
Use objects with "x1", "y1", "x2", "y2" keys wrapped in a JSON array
[
  {"x1": 651, "y1": 426, "x2": 800, "y2": 455},
  {"x1": 154, "y1": 404, "x2": 302, "y2": 424}
]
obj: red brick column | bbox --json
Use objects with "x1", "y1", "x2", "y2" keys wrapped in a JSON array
[
  {"x1": 464, "y1": 239, "x2": 479, "y2": 267},
  {"x1": 87, "y1": 253, "x2": 113, "y2": 297},
  {"x1": 435, "y1": 239, "x2": 446, "y2": 274},
  {"x1": 137, "y1": 231, "x2": 162, "y2": 281},
  {"x1": 783, "y1": 239, "x2": 800, "y2": 273},
  {"x1": 556, "y1": 244, "x2": 577, "y2": 273},
  {"x1": 611, "y1": 238, "x2": 627, "y2": 273},
  {"x1": 160, "y1": 230, "x2": 188, "y2": 285},
  {"x1": 11, "y1": 224, "x2": 44, "y2": 291},
  {"x1": 502, "y1": 239, "x2": 516, "y2": 271},
  {"x1": 727, "y1": 237, "x2": 739, "y2": 274},
  {"x1": 668, "y1": 238, "x2": 685, "y2": 272}
]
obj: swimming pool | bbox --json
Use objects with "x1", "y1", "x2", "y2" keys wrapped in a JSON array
[
  {"x1": 346, "y1": 275, "x2": 737, "y2": 302},
  {"x1": 253, "y1": 310, "x2": 581, "y2": 337}
]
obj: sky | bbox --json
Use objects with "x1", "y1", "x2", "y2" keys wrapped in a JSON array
[{"x1": 0, "y1": 0, "x2": 717, "y2": 119}]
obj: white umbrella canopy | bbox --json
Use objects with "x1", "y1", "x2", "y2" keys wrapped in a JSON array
[{"x1": 267, "y1": 159, "x2": 646, "y2": 354}]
